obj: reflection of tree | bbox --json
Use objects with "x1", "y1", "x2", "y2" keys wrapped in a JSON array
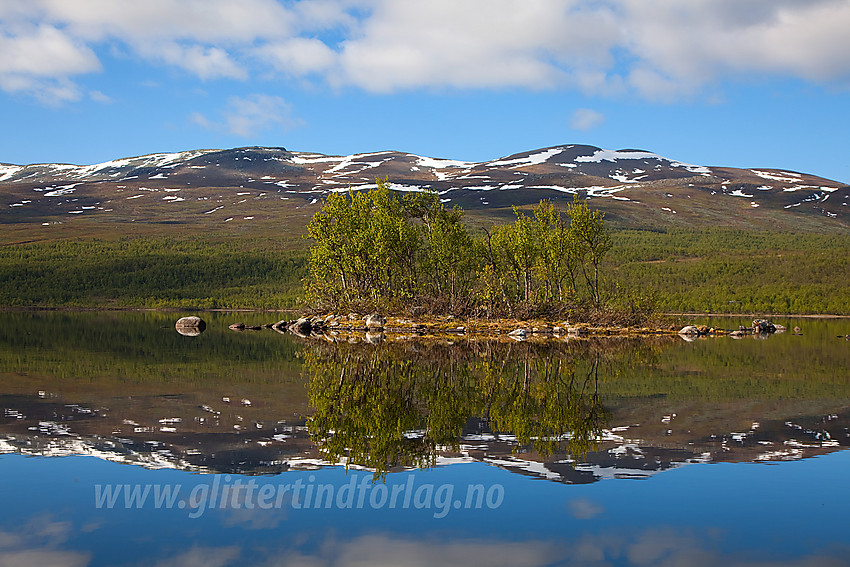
[
  {"x1": 485, "y1": 352, "x2": 610, "y2": 458},
  {"x1": 304, "y1": 341, "x2": 612, "y2": 478},
  {"x1": 305, "y1": 347, "x2": 477, "y2": 478}
]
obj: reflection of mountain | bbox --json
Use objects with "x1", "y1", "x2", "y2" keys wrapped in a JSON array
[{"x1": 1, "y1": 393, "x2": 847, "y2": 483}]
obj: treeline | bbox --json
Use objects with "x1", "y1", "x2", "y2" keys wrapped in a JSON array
[
  {"x1": 0, "y1": 237, "x2": 307, "y2": 309},
  {"x1": 2, "y1": 194, "x2": 848, "y2": 315},
  {"x1": 610, "y1": 228, "x2": 850, "y2": 314},
  {"x1": 305, "y1": 179, "x2": 619, "y2": 318}
]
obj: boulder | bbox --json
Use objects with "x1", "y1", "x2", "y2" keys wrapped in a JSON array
[
  {"x1": 568, "y1": 326, "x2": 588, "y2": 336},
  {"x1": 175, "y1": 316, "x2": 206, "y2": 336},
  {"x1": 678, "y1": 325, "x2": 700, "y2": 336},
  {"x1": 228, "y1": 322, "x2": 246, "y2": 330},
  {"x1": 289, "y1": 317, "x2": 312, "y2": 335},
  {"x1": 752, "y1": 319, "x2": 776, "y2": 334},
  {"x1": 365, "y1": 313, "x2": 386, "y2": 329}
]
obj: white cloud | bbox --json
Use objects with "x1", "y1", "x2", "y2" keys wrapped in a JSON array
[
  {"x1": 333, "y1": 0, "x2": 622, "y2": 92},
  {"x1": 258, "y1": 38, "x2": 337, "y2": 77},
  {"x1": 17, "y1": 0, "x2": 298, "y2": 43},
  {"x1": 89, "y1": 89, "x2": 112, "y2": 103},
  {"x1": 0, "y1": 74, "x2": 83, "y2": 105},
  {"x1": 0, "y1": 25, "x2": 100, "y2": 76},
  {"x1": 192, "y1": 94, "x2": 302, "y2": 137},
  {"x1": 570, "y1": 108, "x2": 605, "y2": 131},
  {"x1": 0, "y1": 24, "x2": 99, "y2": 102},
  {"x1": 617, "y1": 0, "x2": 850, "y2": 96},
  {"x1": 0, "y1": 0, "x2": 297, "y2": 100},
  {"x1": 3, "y1": 0, "x2": 850, "y2": 103},
  {"x1": 141, "y1": 43, "x2": 247, "y2": 80}
]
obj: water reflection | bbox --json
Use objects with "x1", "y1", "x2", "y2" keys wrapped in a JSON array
[
  {"x1": 304, "y1": 340, "x2": 611, "y2": 478},
  {"x1": 2, "y1": 312, "x2": 850, "y2": 566},
  {"x1": 0, "y1": 311, "x2": 848, "y2": 483}
]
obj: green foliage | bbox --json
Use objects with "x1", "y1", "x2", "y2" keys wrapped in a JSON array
[
  {"x1": 306, "y1": 183, "x2": 614, "y2": 317},
  {"x1": 306, "y1": 178, "x2": 479, "y2": 313},
  {"x1": 568, "y1": 197, "x2": 612, "y2": 308},
  {"x1": 306, "y1": 182, "x2": 422, "y2": 306},
  {"x1": 484, "y1": 198, "x2": 611, "y2": 314}
]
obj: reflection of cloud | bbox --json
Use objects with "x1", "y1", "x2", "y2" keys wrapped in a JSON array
[
  {"x1": 568, "y1": 497, "x2": 604, "y2": 519},
  {"x1": 253, "y1": 530, "x2": 850, "y2": 567},
  {"x1": 287, "y1": 534, "x2": 563, "y2": 567},
  {"x1": 561, "y1": 528, "x2": 850, "y2": 567},
  {"x1": 153, "y1": 545, "x2": 241, "y2": 567},
  {"x1": 222, "y1": 506, "x2": 287, "y2": 530},
  {"x1": 0, "y1": 517, "x2": 90, "y2": 567},
  {"x1": 0, "y1": 549, "x2": 91, "y2": 567},
  {"x1": 625, "y1": 527, "x2": 704, "y2": 565}
]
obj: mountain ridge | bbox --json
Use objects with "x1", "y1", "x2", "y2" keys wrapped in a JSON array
[{"x1": 2, "y1": 144, "x2": 848, "y2": 231}]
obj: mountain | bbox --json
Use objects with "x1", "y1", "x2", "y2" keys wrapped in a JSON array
[{"x1": 2, "y1": 144, "x2": 848, "y2": 230}]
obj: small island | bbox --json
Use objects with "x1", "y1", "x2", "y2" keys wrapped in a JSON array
[{"x1": 303, "y1": 178, "x2": 643, "y2": 324}]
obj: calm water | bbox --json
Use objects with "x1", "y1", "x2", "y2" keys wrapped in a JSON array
[{"x1": 1, "y1": 311, "x2": 848, "y2": 566}]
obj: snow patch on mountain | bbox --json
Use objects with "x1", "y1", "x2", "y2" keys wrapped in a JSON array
[
  {"x1": 0, "y1": 165, "x2": 22, "y2": 182},
  {"x1": 575, "y1": 149, "x2": 657, "y2": 163},
  {"x1": 414, "y1": 156, "x2": 473, "y2": 179},
  {"x1": 573, "y1": 148, "x2": 711, "y2": 175},
  {"x1": 289, "y1": 153, "x2": 347, "y2": 165},
  {"x1": 43, "y1": 183, "x2": 82, "y2": 197},
  {"x1": 751, "y1": 170, "x2": 802, "y2": 183},
  {"x1": 729, "y1": 189, "x2": 754, "y2": 198},
  {"x1": 487, "y1": 147, "x2": 565, "y2": 168}
]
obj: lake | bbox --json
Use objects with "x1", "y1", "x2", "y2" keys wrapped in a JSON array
[{"x1": 1, "y1": 311, "x2": 848, "y2": 566}]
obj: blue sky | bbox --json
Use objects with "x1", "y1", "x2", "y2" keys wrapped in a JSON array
[{"x1": 1, "y1": 0, "x2": 849, "y2": 183}]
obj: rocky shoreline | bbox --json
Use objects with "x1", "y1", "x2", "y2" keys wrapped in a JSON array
[{"x1": 178, "y1": 313, "x2": 791, "y2": 341}]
